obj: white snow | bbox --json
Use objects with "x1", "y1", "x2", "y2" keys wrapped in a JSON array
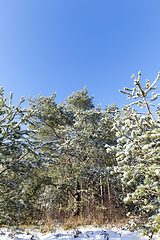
[{"x1": 0, "y1": 226, "x2": 159, "y2": 240}]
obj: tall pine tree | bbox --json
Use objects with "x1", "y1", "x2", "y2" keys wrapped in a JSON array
[{"x1": 106, "y1": 72, "x2": 160, "y2": 237}]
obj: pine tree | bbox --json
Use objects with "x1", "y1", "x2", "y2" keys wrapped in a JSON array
[
  {"x1": 106, "y1": 72, "x2": 160, "y2": 237},
  {"x1": 28, "y1": 88, "x2": 117, "y2": 219},
  {"x1": 0, "y1": 87, "x2": 45, "y2": 224}
]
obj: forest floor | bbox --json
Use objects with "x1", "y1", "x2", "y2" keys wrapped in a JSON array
[{"x1": 0, "y1": 225, "x2": 160, "y2": 240}]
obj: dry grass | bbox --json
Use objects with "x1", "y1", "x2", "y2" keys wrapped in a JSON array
[
  {"x1": 39, "y1": 206, "x2": 128, "y2": 231},
  {"x1": 62, "y1": 216, "x2": 93, "y2": 230},
  {"x1": 37, "y1": 200, "x2": 128, "y2": 231},
  {"x1": 7, "y1": 202, "x2": 130, "y2": 233}
]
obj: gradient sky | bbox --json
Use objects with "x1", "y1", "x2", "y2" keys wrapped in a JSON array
[{"x1": 0, "y1": 0, "x2": 160, "y2": 110}]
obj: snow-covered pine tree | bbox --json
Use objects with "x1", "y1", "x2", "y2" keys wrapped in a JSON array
[
  {"x1": 27, "y1": 92, "x2": 74, "y2": 217},
  {"x1": 106, "y1": 72, "x2": 160, "y2": 237},
  {"x1": 0, "y1": 87, "x2": 45, "y2": 224},
  {"x1": 28, "y1": 87, "x2": 117, "y2": 219},
  {"x1": 64, "y1": 88, "x2": 109, "y2": 216}
]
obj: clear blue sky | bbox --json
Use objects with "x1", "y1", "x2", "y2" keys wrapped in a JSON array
[{"x1": 0, "y1": 0, "x2": 160, "y2": 110}]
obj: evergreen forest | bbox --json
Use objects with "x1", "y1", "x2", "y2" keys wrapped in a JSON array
[{"x1": 0, "y1": 72, "x2": 160, "y2": 237}]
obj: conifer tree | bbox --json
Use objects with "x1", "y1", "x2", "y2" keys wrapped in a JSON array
[
  {"x1": 0, "y1": 87, "x2": 45, "y2": 224},
  {"x1": 106, "y1": 72, "x2": 160, "y2": 237},
  {"x1": 28, "y1": 88, "x2": 117, "y2": 219}
]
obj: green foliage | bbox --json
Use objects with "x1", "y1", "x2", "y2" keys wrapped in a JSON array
[
  {"x1": 0, "y1": 88, "x2": 45, "y2": 224},
  {"x1": 1, "y1": 71, "x2": 160, "y2": 236},
  {"x1": 106, "y1": 72, "x2": 160, "y2": 236},
  {"x1": 28, "y1": 88, "x2": 118, "y2": 218},
  {"x1": 65, "y1": 86, "x2": 94, "y2": 111}
]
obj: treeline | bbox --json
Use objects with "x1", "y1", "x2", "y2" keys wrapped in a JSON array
[{"x1": 0, "y1": 72, "x2": 160, "y2": 237}]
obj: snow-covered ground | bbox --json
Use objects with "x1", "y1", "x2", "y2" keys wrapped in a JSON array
[{"x1": 0, "y1": 225, "x2": 159, "y2": 240}]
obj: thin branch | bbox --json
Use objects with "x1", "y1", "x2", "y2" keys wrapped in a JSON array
[
  {"x1": 0, "y1": 168, "x2": 8, "y2": 176},
  {"x1": 38, "y1": 116, "x2": 61, "y2": 139},
  {"x1": 0, "y1": 198, "x2": 9, "y2": 204},
  {"x1": 18, "y1": 151, "x2": 30, "y2": 161},
  {"x1": 146, "y1": 72, "x2": 160, "y2": 94},
  {"x1": 147, "y1": 189, "x2": 160, "y2": 196}
]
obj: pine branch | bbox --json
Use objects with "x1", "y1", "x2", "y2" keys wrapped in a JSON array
[
  {"x1": 38, "y1": 116, "x2": 61, "y2": 139},
  {"x1": 0, "y1": 168, "x2": 8, "y2": 176},
  {"x1": 147, "y1": 189, "x2": 160, "y2": 196}
]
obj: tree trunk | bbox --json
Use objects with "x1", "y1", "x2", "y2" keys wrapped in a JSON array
[
  {"x1": 74, "y1": 180, "x2": 81, "y2": 216},
  {"x1": 107, "y1": 178, "x2": 112, "y2": 220},
  {"x1": 100, "y1": 176, "x2": 104, "y2": 206}
]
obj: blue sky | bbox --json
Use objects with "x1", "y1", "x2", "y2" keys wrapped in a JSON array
[{"x1": 0, "y1": 0, "x2": 160, "y2": 110}]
